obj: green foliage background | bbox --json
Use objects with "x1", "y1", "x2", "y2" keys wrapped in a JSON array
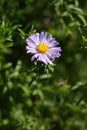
[{"x1": 0, "y1": 0, "x2": 87, "y2": 130}]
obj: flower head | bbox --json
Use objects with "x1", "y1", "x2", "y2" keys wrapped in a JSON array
[
  {"x1": 58, "y1": 81, "x2": 66, "y2": 86},
  {"x1": 43, "y1": 18, "x2": 51, "y2": 28},
  {"x1": 26, "y1": 32, "x2": 61, "y2": 65}
]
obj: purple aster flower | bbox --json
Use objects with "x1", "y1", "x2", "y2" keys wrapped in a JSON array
[
  {"x1": 43, "y1": 18, "x2": 51, "y2": 28},
  {"x1": 58, "y1": 81, "x2": 66, "y2": 86},
  {"x1": 26, "y1": 32, "x2": 61, "y2": 65}
]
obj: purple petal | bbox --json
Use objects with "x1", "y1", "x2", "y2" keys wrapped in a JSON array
[
  {"x1": 35, "y1": 33, "x2": 40, "y2": 43},
  {"x1": 39, "y1": 32, "x2": 48, "y2": 42},
  {"x1": 37, "y1": 54, "x2": 53, "y2": 65},
  {"x1": 31, "y1": 53, "x2": 39, "y2": 61},
  {"x1": 47, "y1": 40, "x2": 59, "y2": 47},
  {"x1": 48, "y1": 47, "x2": 61, "y2": 53},
  {"x1": 47, "y1": 47, "x2": 61, "y2": 58},
  {"x1": 44, "y1": 54, "x2": 53, "y2": 65},
  {"x1": 26, "y1": 46, "x2": 37, "y2": 54},
  {"x1": 29, "y1": 34, "x2": 39, "y2": 45},
  {"x1": 46, "y1": 34, "x2": 53, "y2": 41},
  {"x1": 26, "y1": 38, "x2": 36, "y2": 48}
]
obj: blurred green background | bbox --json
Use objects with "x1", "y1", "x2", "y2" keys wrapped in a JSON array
[{"x1": 0, "y1": 0, "x2": 87, "y2": 130}]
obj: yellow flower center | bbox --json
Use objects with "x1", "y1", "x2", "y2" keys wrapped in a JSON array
[{"x1": 36, "y1": 43, "x2": 48, "y2": 53}]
